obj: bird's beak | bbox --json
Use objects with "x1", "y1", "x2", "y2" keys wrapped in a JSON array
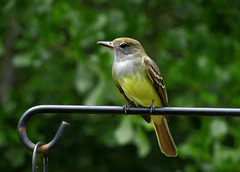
[{"x1": 97, "y1": 41, "x2": 114, "y2": 49}]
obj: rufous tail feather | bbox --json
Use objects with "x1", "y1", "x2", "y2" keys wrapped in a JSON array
[{"x1": 152, "y1": 117, "x2": 177, "y2": 157}]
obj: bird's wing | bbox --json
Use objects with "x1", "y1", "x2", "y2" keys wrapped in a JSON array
[
  {"x1": 144, "y1": 57, "x2": 177, "y2": 156},
  {"x1": 143, "y1": 57, "x2": 168, "y2": 107},
  {"x1": 112, "y1": 72, "x2": 151, "y2": 123}
]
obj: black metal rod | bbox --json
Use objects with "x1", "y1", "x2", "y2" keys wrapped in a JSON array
[
  {"x1": 43, "y1": 154, "x2": 48, "y2": 172},
  {"x1": 17, "y1": 105, "x2": 240, "y2": 154},
  {"x1": 17, "y1": 105, "x2": 240, "y2": 116},
  {"x1": 32, "y1": 142, "x2": 42, "y2": 172}
]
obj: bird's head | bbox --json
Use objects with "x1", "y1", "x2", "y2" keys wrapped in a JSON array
[{"x1": 97, "y1": 38, "x2": 145, "y2": 59}]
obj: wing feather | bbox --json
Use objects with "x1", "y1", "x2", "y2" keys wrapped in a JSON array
[{"x1": 143, "y1": 57, "x2": 168, "y2": 107}]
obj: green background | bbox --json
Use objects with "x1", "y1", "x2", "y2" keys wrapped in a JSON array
[{"x1": 1, "y1": 0, "x2": 240, "y2": 171}]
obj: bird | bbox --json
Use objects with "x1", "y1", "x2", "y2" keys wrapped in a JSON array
[{"x1": 97, "y1": 37, "x2": 177, "y2": 157}]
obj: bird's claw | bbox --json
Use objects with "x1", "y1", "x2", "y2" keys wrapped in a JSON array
[
  {"x1": 123, "y1": 101, "x2": 133, "y2": 115},
  {"x1": 148, "y1": 100, "x2": 155, "y2": 114}
]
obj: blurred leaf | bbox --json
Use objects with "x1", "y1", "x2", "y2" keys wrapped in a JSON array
[
  {"x1": 165, "y1": 27, "x2": 188, "y2": 53},
  {"x1": 210, "y1": 118, "x2": 228, "y2": 140},
  {"x1": 74, "y1": 63, "x2": 95, "y2": 94},
  {"x1": 5, "y1": 148, "x2": 25, "y2": 168},
  {"x1": 115, "y1": 117, "x2": 134, "y2": 145},
  {"x1": 200, "y1": 91, "x2": 218, "y2": 106},
  {"x1": 13, "y1": 52, "x2": 34, "y2": 67},
  {"x1": 84, "y1": 79, "x2": 105, "y2": 105},
  {"x1": 134, "y1": 127, "x2": 150, "y2": 158}
]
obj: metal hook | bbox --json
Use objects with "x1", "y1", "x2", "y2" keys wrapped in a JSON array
[
  {"x1": 17, "y1": 106, "x2": 70, "y2": 154},
  {"x1": 32, "y1": 142, "x2": 42, "y2": 172},
  {"x1": 32, "y1": 142, "x2": 49, "y2": 172}
]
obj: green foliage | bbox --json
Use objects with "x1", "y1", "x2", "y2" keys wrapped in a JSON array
[{"x1": 0, "y1": 0, "x2": 240, "y2": 171}]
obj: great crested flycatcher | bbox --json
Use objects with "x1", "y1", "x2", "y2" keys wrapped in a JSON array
[{"x1": 97, "y1": 37, "x2": 177, "y2": 157}]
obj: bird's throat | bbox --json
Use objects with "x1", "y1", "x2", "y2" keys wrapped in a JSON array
[{"x1": 112, "y1": 57, "x2": 143, "y2": 78}]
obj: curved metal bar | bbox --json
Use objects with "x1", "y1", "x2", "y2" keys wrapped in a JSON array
[
  {"x1": 17, "y1": 106, "x2": 70, "y2": 153},
  {"x1": 17, "y1": 105, "x2": 240, "y2": 154}
]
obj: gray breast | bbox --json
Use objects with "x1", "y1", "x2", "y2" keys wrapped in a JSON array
[{"x1": 112, "y1": 57, "x2": 144, "y2": 78}]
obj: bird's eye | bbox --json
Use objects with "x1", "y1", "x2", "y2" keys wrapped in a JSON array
[{"x1": 120, "y1": 43, "x2": 128, "y2": 48}]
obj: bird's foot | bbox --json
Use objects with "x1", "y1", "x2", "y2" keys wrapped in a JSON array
[
  {"x1": 123, "y1": 101, "x2": 133, "y2": 115},
  {"x1": 148, "y1": 100, "x2": 155, "y2": 114}
]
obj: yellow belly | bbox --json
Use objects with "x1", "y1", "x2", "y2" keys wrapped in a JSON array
[{"x1": 118, "y1": 72, "x2": 162, "y2": 107}]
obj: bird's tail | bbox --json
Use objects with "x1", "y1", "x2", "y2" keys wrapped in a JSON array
[{"x1": 152, "y1": 116, "x2": 177, "y2": 157}]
